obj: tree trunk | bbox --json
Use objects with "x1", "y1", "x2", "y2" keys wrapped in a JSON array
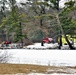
[
  {"x1": 58, "y1": 33, "x2": 62, "y2": 49},
  {"x1": 56, "y1": 14, "x2": 75, "y2": 50},
  {"x1": 19, "y1": 22, "x2": 23, "y2": 48},
  {"x1": 64, "y1": 34, "x2": 75, "y2": 50}
]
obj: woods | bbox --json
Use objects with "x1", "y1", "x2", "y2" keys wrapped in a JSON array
[{"x1": 0, "y1": 0, "x2": 76, "y2": 49}]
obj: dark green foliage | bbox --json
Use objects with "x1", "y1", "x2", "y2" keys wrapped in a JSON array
[
  {"x1": 0, "y1": 0, "x2": 76, "y2": 48},
  {"x1": 0, "y1": 0, "x2": 26, "y2": 44},
  {"x1": 49, "y1": 0, "x2": 60, "y2": 10},
  {"x1": 30, "y1": 29, "x2": 45, "y2": 42},
  {"x1": 61, "y1": 17, "x2": 76, "y2": 34},
  {"x1": 65, "y1": 0, "x2": 75, "y2": 8}
]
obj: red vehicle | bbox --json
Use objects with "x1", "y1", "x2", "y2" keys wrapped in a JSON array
[
  {"x1": 41, "y1": 37, "x2": 54, "y2": 46},
  {"x1": 43, "y1": 37, "x2": 53, "y2": 43}
]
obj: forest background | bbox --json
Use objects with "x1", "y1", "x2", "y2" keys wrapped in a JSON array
[{"x1": 0, "y1": 0, "x2": 76, "y2": 49}]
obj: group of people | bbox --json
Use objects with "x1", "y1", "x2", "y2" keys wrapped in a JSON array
[{"x1": 1, "y1": 41, "x2": 11, "y2": 47}]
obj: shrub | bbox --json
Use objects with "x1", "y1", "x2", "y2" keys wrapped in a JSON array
[{"x1": 0, "y1": 51, "x2": 12, "y2": 63}]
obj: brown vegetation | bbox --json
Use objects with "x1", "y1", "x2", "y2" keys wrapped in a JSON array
[{"x1": 0, "y1": 63, "x2": 76, "y2": 74}]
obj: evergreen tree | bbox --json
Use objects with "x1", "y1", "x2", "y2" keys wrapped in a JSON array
[
  {"x1": 0, "y1": 0, "x2": 26, "y2": 47},
  {"x1": 0, "y1": 0, "x2": 9, "y2": 41}
]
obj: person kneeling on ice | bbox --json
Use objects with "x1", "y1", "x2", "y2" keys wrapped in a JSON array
[{"x1": 41, "y1": 37, "x2": 55, "y2": 46}]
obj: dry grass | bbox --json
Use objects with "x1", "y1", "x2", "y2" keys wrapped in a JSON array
[{"x1": 0, "y1": 63, "x2": 76, "y2": 74}]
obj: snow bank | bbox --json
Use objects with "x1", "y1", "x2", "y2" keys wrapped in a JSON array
[{"x1": 1, "y1": 50, "x2": 75, "y2": 66}]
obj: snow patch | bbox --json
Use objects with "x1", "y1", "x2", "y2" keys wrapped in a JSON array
[{"x1": 2, "y1": 73, "x2": 76, "y2": 75}]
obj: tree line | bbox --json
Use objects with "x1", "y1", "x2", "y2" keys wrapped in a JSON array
[{"x1": 0, "y1": 0, "x2": 76, "y2": 49}]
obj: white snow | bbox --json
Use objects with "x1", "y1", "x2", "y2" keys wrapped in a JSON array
[
  {"x1": 2, "y1": 73, "x2": 76, "y2": 75},
  {"x1": 27, "y1": 73, "x2": 76, "y2": 75},
  {"x1": 0, "y1": 43, "x2": 75, "y2": 66},
  {"x1": 5, "y1": 50, "x2": 76, "y2": 66},
  {"x1": 0, "y1": 43, "x2": 76, "y2": 75},
  {"x1": 26, "y1": 43, "x2": 58, "y2": 49},
  {"x1": 0, "y1": 43, "x2": 76, "y2": 66}
]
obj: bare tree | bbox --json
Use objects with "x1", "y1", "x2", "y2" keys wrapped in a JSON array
[{"x1": 0, "y1": 51, "x2": 12, "y2": 63}]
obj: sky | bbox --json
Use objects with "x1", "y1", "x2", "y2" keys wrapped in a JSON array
[
  {"x1": 16, "y1": 0, "x2": 27, "y2": 3},
  {"x1": 16, "y1": 0, "x2": 66, "y2": 8},
  {"x1": 59, "y1": 0, "x2": 66, "y2": 8}
]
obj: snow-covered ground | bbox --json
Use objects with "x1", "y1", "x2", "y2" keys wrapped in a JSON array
[
  {"x1": 26, "y1": 43, "x2": 76, "y2": 50},
  {"x1": 2, "y1": 73, "x2": 76, "y2": 75},
  {"x1": 1, "y1": 43, "x2": 76, "y2": 75},
  {"x1": 7, "y1": 43, "x2": 75, "y2": 66},
  {"x1": 27, "y1": 73, "x2": 76, "y2": 75},
  {"x1": 0, "y1": 43, "x2": 76, "y2": 66},
  {"x1": 5, "y1": 50, "x2": 76, "y2": 66},
  {"x1": 26, "y1": 43, "x2": 59, "y2": 49}
]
